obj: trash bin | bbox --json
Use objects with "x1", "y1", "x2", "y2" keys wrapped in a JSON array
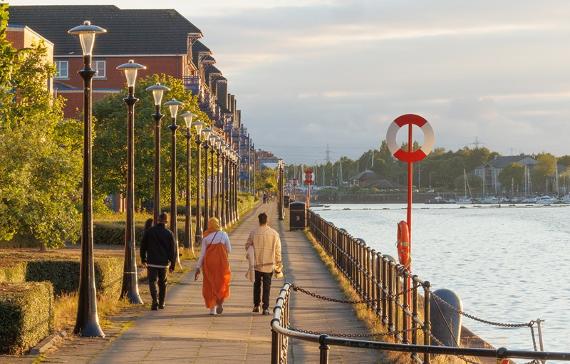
[
  {"x1": 289, "y1": 201, "x2": 306, "y2": 230},
  {"x1": 284, "y1": 195, "x2": 290, "y2": 208}
]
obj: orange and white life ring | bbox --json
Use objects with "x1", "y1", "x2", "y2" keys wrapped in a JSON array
[
  {"x1": 386, "y1": 114, "x2": 434, "y2": 163},
  {"x1": 397, "y1": 221, "x2": 411, "y2": 268}
]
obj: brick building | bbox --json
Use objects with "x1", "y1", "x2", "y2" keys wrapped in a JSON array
[
  {"x1": 6, "y1": 24, "x2": 54, "y2": 92},
  {"x1": 8, "y1": 5, "x2": 238, "y2": 126}
]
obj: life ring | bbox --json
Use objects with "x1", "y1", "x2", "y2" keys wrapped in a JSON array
[
  {"x1": 386, "y1": 114, "x2": 434, "y2": 163},
  {"x1": 397, "y1": 221, "x2": 411, "y2": 268}
]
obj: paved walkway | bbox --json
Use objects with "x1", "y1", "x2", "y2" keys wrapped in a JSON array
[{"x1": 55, "y1": 203, "x2": 380, "y2": 363}]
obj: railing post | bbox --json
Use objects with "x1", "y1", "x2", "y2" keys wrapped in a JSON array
[
  {"x1": 402, "y1": 268, "x2": 409, "y2": 344},
  {"x1": 271, "y1": 321, "x2": 279, "y2": 364},
  {"x1": 423, "y1": 281, "x2": 431, "y2": 364},
  {"x1": 411, "y1": 275, "x2": 419, "y2": 362},
  {"x1": 376, "y1": 252, "x2": 381, "y2": 317},
  {"x1": 388, "y1": 260, "x2": 394, "y2": 333},
  {"x1": 319, "y1": 335, "x2": 329, "y2": 364},
  {"x1": 394, "y1": 264, "x2": 400, "y2": 340},
  {"x1": 382, "y1": 256, "x2": 388, "y2": 325}
]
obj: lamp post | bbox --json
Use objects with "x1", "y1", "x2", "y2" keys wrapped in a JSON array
[
  {"x1": 202, "y1": 127, "x2": 212, "y2": 229},
  {"x1": 278, "y1": 160, "x2": 284, "y2": 220},
  {"x1": 68, "y1": 20, "x2": 106, "y2": 338},
  {"x1": 164, "y1": 98, "x2": 183, "y2": 262},
  {"x1": 116, "y1": 59, "x2": 146, "y2": 305},
  {"x1": 209, "y1": 135, "x2": 219, "y2": 220},
  {"x1": 216, "y1": 139, "x2": 223, "y2": 220},
  {"x1": 145, "y1": 83, "x2": 170, "y2": 224},
  {"x1": 233, "y1": 151, "x2": 239, "y2": 223},
  {"x1": 192, "y1": 120, "x2": 205, "y2": 245},
  {"x1": 220, "y1": 144, "x2": 227, "y2": 227},
  {"x1": 180, "y1": 111, "x2": 195, "y2": 256}
]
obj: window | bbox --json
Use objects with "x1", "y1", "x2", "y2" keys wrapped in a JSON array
[
  {"x1": 55, "y1": 60, "x2": 68, "y2": 79},
  {"x1": 94, "y1": 60, "x2": 106, "y2": 78}
]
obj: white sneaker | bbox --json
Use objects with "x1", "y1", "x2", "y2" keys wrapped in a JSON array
[{"x1": 209, "y1": 307, "x2": 217, "y2": 315}]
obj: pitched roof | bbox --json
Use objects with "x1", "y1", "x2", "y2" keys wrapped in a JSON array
[
  {"x1": 475, "y1": 155, "x2": 538, "y2": 170},
  {"x1": 8, "y1": 5, "x2": 202, "y2": 56},
  {"x1": 192, "y1": 40, "x2": 211, "y2": 67}
]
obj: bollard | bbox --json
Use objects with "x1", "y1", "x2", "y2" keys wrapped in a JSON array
[
  {"x1": 376, "y1": 252, "x2": 382, "y2": 317},
  {"x1": 430, "y1": 288, "x2": 462, "y2": 347},
  {"x1": 319, "y1": 335, "x2": 330, "y2": 364},
  {"x1": 411, "y1": 275, "x2": 419, "y2": 362}
]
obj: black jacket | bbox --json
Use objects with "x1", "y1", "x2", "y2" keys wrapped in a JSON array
[{"x1": 140, "y1": 223, "x2": 176, "y2": 269}]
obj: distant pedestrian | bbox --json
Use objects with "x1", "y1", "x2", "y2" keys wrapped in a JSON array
[
  {"x1": 262, "y1": 192, "x2": 268, "y2": 204},
  {"x1": 195, "y1": 217, "x2": 232, "y2": 315},
  {"x1": 143, "y1": 217, "x2": 153, "y2": 232},
  {"x1": 245, "y1": 212, "x2": 282, "y2": 315},
  {"x1": 140, "y1": 212, "x2": 176, "y2": 311}
]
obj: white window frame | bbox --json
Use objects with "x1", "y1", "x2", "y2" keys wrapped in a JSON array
[
  {"x1": 94, "y1": 60, "x2": 106, "y2": 79},
  {"x1": 55, "y1": 60, "x2": 68, "y2": 79}
]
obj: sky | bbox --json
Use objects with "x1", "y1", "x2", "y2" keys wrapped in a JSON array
[{"x1": 8, "y1": 0, "x2": 570, "y2": 163}]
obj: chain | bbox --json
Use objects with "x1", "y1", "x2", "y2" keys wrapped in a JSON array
[
  {"x1": 288, "y1": 326, "x2": 417, "y2": 338},
  {"x1": 291, "y1": 283, "x2": 414, "y2": 304},
  {"x1": 431, "y1": 293, "x2": 534, "y2": 328}
]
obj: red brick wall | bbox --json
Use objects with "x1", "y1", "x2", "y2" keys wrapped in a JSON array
[
  {"x1": 57, "y1": 55, "x2": 183, "y2": 118},
  {"x1": 6, "y1": 29, "x2": 24, "y2": 48}
]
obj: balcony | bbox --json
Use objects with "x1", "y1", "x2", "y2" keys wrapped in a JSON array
[{"x1": 183, "y1": 76, "x2": 200, "y2": 95}]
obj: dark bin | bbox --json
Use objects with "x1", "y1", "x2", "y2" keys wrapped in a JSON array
[
  {"x1": 289, "y1": 201, "x2": 306, "y2": 230},
  {"x1": 284, "y1": 195, "x2": 290, "y2": 208}
]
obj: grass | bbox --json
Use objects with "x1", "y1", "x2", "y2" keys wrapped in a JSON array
[{"x1": 303, "y1": 228, "x2": 475, "y2": 364}]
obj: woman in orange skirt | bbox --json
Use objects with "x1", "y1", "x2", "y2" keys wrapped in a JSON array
[{"x1": 195, "y1": 217, "x2": 232, "y2": 315}]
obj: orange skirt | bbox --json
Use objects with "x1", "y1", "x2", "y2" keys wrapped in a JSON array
[{"x1": 202, "y1": 243, "x2": 231, "y2": 308}]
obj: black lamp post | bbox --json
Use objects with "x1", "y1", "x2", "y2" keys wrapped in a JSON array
[
  {"x1": 145, "y1": 83, "x2": 170, "y2": 224},
  {"x1": 68, "y1": 20, "x2": 106, "y2": 338},
  {"x1": 164, "y1": 98, "x2": 183, "y2": 262},
  {"x1": 232, "y1": 151, "x2": 238, "y2": 223},
  {"x1": 209, "y1": 135, "x2": 219, "y2": 220},
  {"x1": 278, "y1": 160, "x2": 284, "y2": 220},
  {"x1": 116, "y1": 59, "x2": 146, "y2": 305},
  {"x1": 220, "y1": 143, "x2": 227, "y2": 227},
  {"x1": 192, "y1": 120, "x2": 205, "y2": 245},
  {"x1": 202, "y1": 127, "x2": 212, "y2": 229},
  {"x1": 179, "y1": 111, "x2": 195, "y2": 256}
]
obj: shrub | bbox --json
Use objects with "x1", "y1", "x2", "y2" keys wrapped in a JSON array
[
  {"x1": 0, "y1": 261, "x2": 27, "y2": 283},
  {"x1": 0, "y1": 282, "x2": 54, "y2": 354},
  {"x1": 25, "y1": 257, "x2": 123, "y2": 297}
]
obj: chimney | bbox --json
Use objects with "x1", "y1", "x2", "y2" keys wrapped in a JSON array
[
  {"x1": 216, "y1": 78, "x2": 228, "y2": 109},
  {"x1": 228, "y1": 94, "x2": 235, "y2": 113},
  {"x1": 237, "y1": 110, "x2": 242, "y2": 127}
]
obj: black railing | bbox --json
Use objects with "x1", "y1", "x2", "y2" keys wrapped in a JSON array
[
  {"x1": 267, "y1": 210, "x2": 570, "y2": 364},
  {"x1": 271, "y1": 283, "x2": 570, "y2": 364}
]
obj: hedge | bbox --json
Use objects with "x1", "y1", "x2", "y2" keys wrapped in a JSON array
[
  {"x1": 0, "y1": 282, "x2": 54, "y2": 354},
  {"x1": 24, "y1": 257, "x2": 123, "y2": 297},
  {"x1": 0, "y1": 255, "x2": 123, "y2": 297}
]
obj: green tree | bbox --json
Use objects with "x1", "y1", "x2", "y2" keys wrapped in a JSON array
[
  {"x1": 255, "y1": 168, "x2": 277, "y2": 193},
  {"x1": 532, "y1": 153, "x2": 557, "y2": 192},
  {"x1": 93, "y1": 74, "x2": 211, "y2": 209},
  {"x1": 0, "y1": 4, "x2": 82, "y2": 247},
  {"x1": 498, "y1": 163, "x2": 524, "y2": 193}
]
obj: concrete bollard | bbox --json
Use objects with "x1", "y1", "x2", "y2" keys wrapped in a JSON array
[{"x1": 430, "y1": 289, "x2": 462, "y2": 347}]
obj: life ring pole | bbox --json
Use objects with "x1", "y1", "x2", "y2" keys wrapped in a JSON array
[{"x1": 406, "y1": 123, "x2": 413, "y2": 335}]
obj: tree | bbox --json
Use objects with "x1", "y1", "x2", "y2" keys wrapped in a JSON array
[
  {"x1": 0, "y1": 4, "x2": 82, "y2": 248},
  {"x1": 93, "y1": 74, "x2": 211, "y2": 209},
  {"x1": 498, "y1": 163, "x2": 524, "y2": 193},
  {"x1": 255, "y1": 168, "x2": 277, "y2": 193},
  {"x1": 532, "y1": 153, "x2": 557, "y2": 192}
]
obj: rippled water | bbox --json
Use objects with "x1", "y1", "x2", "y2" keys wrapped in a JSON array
[{"x1": 312, "y1": 203, "x2": 570, "y2": 356}]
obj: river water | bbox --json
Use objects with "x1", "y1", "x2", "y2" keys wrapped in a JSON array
[{"x1": 312, "y1": 203, "x2": 570, "y2": 356}]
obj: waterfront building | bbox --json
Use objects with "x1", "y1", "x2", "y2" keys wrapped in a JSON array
[
  {"x1": 7, "y1": 5, "x2": 230, "y2": 123},
  {"x1": 473, "y1": 155, "x2": 537, "y2": 194},
  {"x1": 6, "y1": 24, "x2": 54, "y2": 92}
]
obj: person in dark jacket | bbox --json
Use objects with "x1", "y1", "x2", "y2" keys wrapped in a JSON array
[{"x1": 140, "y1": 212, "x2": 176, "y2": 310}]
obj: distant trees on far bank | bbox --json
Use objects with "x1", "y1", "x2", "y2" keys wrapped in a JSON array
[{"x1": 286, "y1": 141, "x2": 570, "y2": 195}]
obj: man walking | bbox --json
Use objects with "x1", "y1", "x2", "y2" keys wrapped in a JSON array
[
  {"x1": 246, "y1": 212, "x2": 282, "y2": 315},
  {"x1": 140, "y1": 212, "x2": 176, "y2": 310}
]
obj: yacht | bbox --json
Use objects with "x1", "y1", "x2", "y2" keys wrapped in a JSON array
[{"x1": 535, "y1": 195, "x2": 558, "y2": 205}]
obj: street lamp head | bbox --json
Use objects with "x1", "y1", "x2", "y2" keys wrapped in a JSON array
[
  {"x1": 192, "y1": 120, "x2": 204, "y2": 135},
  {"x1": 68, "y1": 20, "x2": 107, "y2": 56},
  {"x1": 145, "y1": 82, "x2": 170, "y2": 106},
  {"x1": 209, "y1": 135, "x2": 219, "y2": 148},
  {"x1": 179, "y1": 111, "x2": 195, "y2": 129},
  {"x1": 164, "y1": 98, "x2": 183, "y2": 119},
  {"x1": 116, "y1": 60, "x2": 146, "y2": 88},
  {"x1": 202, "y1": 127, "x2": 212, "y2": 141}
]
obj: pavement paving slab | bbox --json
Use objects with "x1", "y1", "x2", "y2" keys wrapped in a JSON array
[{"x1": 35, "y1": 202, "x2": 382, "y2": 363}]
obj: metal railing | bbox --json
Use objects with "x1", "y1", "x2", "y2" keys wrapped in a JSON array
[
  {"x1": 271, "y1": 283, "x2": 570, "y2": 364},
  {"x1": 267, "y1": 210, "x2": 570, "y2": 364}
]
